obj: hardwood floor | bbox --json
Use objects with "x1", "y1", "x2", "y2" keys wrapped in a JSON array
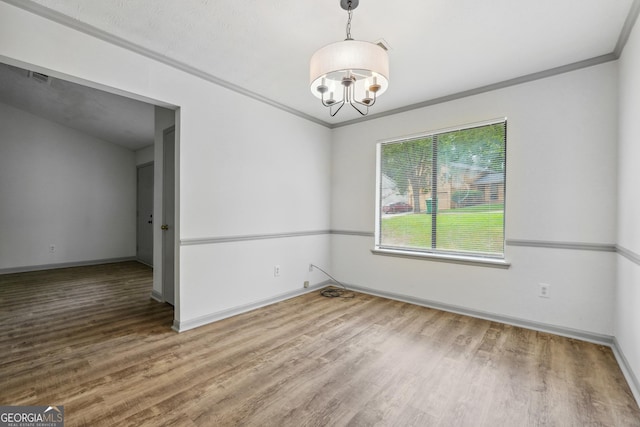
[{"x1": 1, "y1": 262, "x2": 638, "y2": 426}]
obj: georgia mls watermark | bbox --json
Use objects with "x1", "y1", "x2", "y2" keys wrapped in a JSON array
[{"x1": 0, "y1": 406, "x2": 64, "y2": 427}]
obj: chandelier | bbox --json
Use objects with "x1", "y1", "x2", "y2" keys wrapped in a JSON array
[{"x1": 309, "y1": 0, "x2": 389, "y2": 117}]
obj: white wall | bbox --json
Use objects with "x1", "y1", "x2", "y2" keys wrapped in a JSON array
[
  {"x1": 0, "y1": 101, "x2": 136, "y2": 270},
  {"x1": 176, "y1": 95, "x2": 332, "y2": 325},
  {"x1": 2, "y1": 3, "x2": 631, "y2": 376},
  {"x1": 331, "y1": 62, "x2": 618, "y2": 336},
  {"x1": 0, "y1": 2, "x2": 332, "y2": 327},
  {"x1": 617, "y1": 12, "x2": 640, "y2": 399}
]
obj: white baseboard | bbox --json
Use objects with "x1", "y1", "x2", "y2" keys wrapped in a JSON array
[
  {"x1": 172, "y1": 281, "x2": 330, "y2": 332},
  {"x1": 150, "y1": 289, "x2": 164, "y2": 302},
  {"x1": 612, "y1": 337, "x2": 640, "y2": 407},
  {"x1": 168, "y1": 279, "x2": 640, "y2": 408},
  {"x1": 346, "y1": 283, "x2": 640, "y2": 407},
  {"x1": 136, "y1": 259, "x2": 154, "y2": 268},
  {"x1": 0, "y1": 257, "x2": 137, "y2": 275},
  {"x1": 346, "y1": 283, "x2": 613, "y2": 345}
]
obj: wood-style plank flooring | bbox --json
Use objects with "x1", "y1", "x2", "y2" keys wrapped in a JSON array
[{"x1": 1, "y1": 262, "x2": 638, "y2": 426}]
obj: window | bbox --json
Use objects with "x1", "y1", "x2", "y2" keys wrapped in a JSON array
[{"x1": 376, "y1": 119, "x2": 506, "y2": 261}]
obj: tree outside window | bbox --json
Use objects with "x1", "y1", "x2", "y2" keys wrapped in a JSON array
[{"x1": 377, "y1": 120, "x2": 506, "y2": 259}]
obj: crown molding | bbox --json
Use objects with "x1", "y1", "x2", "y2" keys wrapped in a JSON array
[{"x1": 3, "y1": 0, "x2": 639, "y2": 130}]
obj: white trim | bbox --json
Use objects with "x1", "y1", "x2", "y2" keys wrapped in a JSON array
[
  {"x1": 332, "y1": 231, "x2": 622, "y2": 255},
  {"x1": 172, "y1": 281, "x2": 330, "y2": 332},
  {"x1": 136, "y1": 160, "x2": 154, "y2": 169},
  {"x1": 346, "y1": 283, "x2": 613, "y2": 345},
  {"x1": 375, "y1": 119, "x2": 508, "y2": 268},
  {"x1": 150, "y1": 289, "x2": 164, "y2": 302},
  {"x1": 181, "y1": 230, "x2": 330, "y2": 246},
  {"x1": 615, "y1": 0, "x2": 640, "y2": 58},
  {"x1": 378, "y1": 117, "x2": 508, "y2": 145},
  {"x1": 176, "y1": 232, "x2": 632, "y2": 257},
  {"x1": 330, "y1": 229, "x2": 374, "y2": 237},
  {"x1": 4, "y1": 0, "x2": 639, "y2": 129},
  {"x1": 617, "y1": 244, "x2": 640, "y2": 266},
  {"x1": 0, "y1": 0, "x2": 327, "y2": 128},
  {"x1": 347, "y1": 282, "x2": 639, "y2": 406},
  {"x1": 136, "y1": 259, "x2": 153, "y2": 268},
  {"x1": 374, "y1": 143, "x2": 383, "y2": 247},
  {"x1": 0, "y1": 257, "x2": 137, "y2": 275},
  {"x1": 332, "y1": 56, "x2": 617, "y2": 128},
  {"x1": 507, "y1": 239, "x2": 616, "y2": 252},
  {"x1": 371, "y1": 248, "x2": 510, "y2": 269},
  {"x1": 612, "y1": 337, "x2": 640, "y2": 407}
]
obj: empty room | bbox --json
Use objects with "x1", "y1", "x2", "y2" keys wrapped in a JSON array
[{"x1": 1, "y1": 0, "x2": 639, "y2": 425}]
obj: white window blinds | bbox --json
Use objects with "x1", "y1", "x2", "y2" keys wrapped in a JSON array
[{"x1": 377, "y1": 119, "x2": 506, "y2": 259}]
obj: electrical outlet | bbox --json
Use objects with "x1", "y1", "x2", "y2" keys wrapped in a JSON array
[
  {"x1": 304, "y1": 281, "x2": 310, "y2": 288},
  {"x1": 539, "y1": 283, "x2": 550, "y2": 298},
  {"x1": 274, "y1": 265, "x2": 281, "y2": 277},
  {"x1": 49, "y1": 244, "x2": 56, "y2": 253},
  {"x1": 309, "y1": 263, "x2": 313, "y2": 272}
]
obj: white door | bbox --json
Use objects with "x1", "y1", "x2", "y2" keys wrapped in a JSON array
[
  {"x1": 162, "y1": 127, "x2": 176, "y2": 306},
  {"x1": 136, "y1": 163, "x2": 154, "y2": 266}
]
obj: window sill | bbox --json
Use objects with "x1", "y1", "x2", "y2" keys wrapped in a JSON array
[{"x1": 371, "y1": 248, "x2": 511, "y2": 269}]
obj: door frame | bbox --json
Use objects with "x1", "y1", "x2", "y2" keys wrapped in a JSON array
[
  {"x1": 151, "y1": 121, "x2": 180, "y2": 328},
  {"x1": 2, "y1": 56, "x2": 181, "y2": 330},
  {"x1": 161, "y1": 125, "x2": 177, "y2": 307}
]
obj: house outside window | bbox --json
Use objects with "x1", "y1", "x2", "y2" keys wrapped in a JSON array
[{"x1": 375, "y1": 119, "x2": 507, "y2": 261}]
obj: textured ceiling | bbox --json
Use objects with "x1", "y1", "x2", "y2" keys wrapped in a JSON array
[
  {"x1": 0, "y1": 0, "x2": 636, "y2": 140},
  {"x1": 0, "y1": 63, "x2": 155, "y2": 150}
]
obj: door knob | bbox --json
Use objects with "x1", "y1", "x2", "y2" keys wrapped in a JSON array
[{"x1": 161, "y1": 224, "x2": 169, "y2": 230}]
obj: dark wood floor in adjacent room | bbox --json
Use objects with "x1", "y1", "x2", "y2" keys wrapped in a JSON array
[{"x1": 1, "y1": 261, "x2": 638, "y2": 426}]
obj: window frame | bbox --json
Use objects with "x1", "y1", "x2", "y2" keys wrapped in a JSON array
[{"x1": 374, "y1": 118, "x2": 510, "y2": 268}]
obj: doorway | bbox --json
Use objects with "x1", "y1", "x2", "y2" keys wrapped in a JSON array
[
  {"x1": 0, "y1": 60, "x2": 179, "y2": 327},
  {"x1": 136, "y1": 163, "x2": 154, "y2": 267}
]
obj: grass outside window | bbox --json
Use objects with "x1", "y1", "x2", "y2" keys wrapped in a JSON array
[
  {"x1": 376, "y1": 119, "x2": 506, "y2": 260},
  {"x1": 381, "y1": 204, "x2": 504, "y2": 256}
]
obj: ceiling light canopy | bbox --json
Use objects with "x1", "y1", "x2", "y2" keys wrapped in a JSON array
[{"x1": 310, "y1": 0, "x2": 389, "y2": 117}]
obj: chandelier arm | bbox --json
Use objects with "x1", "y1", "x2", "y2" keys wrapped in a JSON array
[
  {"x1": 353, "y1": 91, "x2": 377, "y2": 108},
  {"x1": 344, "y1": 76, "x2": 368, "y2": 115},
  {"x1": 329, "y1": 100, "x2": 346, "y2": 117},
  {"x1": 320, "y1": 90, "x2": 341, "y2": 108},
  {"x1": 354, "y1": 98, "x2": 375, "y2": 107},
  {"x1": 321, "y1": 98, "x2": 336, "y2": 108},
  {"x1": 349, "y1": 100, "x2": 369, "y2": 116},
  {"x1": 329, "y1": 83, "x2": 349, "y2": 115}
]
